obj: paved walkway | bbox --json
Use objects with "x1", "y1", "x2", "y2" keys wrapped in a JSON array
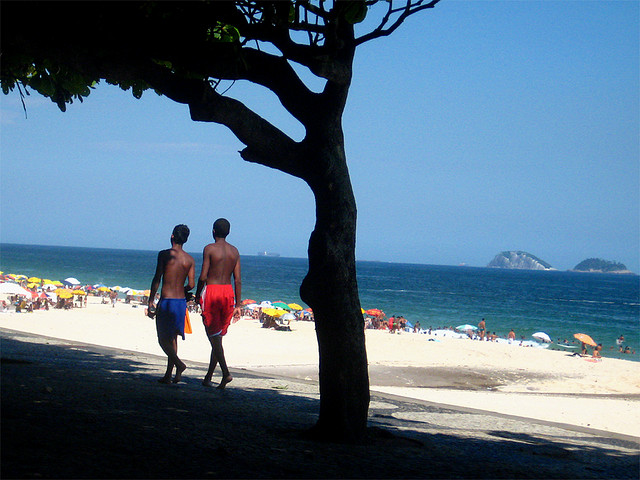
[{"x1": 2, "y1": 329, "x2": 638, "y2": 479}]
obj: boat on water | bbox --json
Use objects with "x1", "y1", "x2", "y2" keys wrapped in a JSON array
[{"x1": 257, "y1": 251, "x2": 280, "y2": 257}]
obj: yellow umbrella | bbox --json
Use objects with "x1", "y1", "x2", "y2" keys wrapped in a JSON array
[
  {"x1": 73, "y1": 290, "x2": 86, "y2": 296},
  {"x1": 52, "y1": 281, "x2": 63, "y2": 286},
  {"x1": 262, "y1": 308, "x2": 286, "y2": 317},
  {"x1": 57, "y1": 289, "x2": 73, "y2": 299},
  {"x1": 288, "y1": 303, "x2": 303, "y2": 310},
  {"x1": 28, "y1": 277, "x2": 42, "y2": 283},
  {"x1": 27, "y1": 283, "x2": 39, "y2": 289},
  {"x1": 143, "y1": 290, "x2": 151, "y2": 296},
  {"x1": 98, "y1": 286, "x2": 111, "y2": 292}
]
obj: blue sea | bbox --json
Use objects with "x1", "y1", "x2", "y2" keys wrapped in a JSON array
[{"x1": 1, "y1": 243, "x2": 638, "y2": 362}]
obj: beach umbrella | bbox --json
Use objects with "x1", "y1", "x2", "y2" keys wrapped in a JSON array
[
  {"x1": 532, "y1": 332, "x2": 552, "y2": 343},
  {"x1": 288, "y1": 303, "x2": 303, "y2": 310},
  {"x1": 57, "y1": 289, "x2": 73, "y2": 299},
  {"x1": 455, "y1": 324, "x2": 477, "y2": 331},
  {"x1": 27, "y1": 277, "x2": 42, "y2": 284},
  {"x1": 272, "y1": 302, "x2": 291, "y2": 310},
  {"x1": 63, "y1": 277, "x2": 81, "y2": 286},
  {"x1": 73, "y1": 289, "x2": 86, "y2": 296},
  {"x1": 281, "y1": 313, "x2": 296, "y2": 322},
  {"x1": 0, "y1": 282, "x2": 31, "y2": 296},
  {"x1": 242, "y1": 299, "x2": 256, "y2": 305},
  {"x1": 52, "y1": 280, "x2": 64, "y2": 287},
  {"x1": 574, "y1": 333, "x2": 597, "y2": 347},
  {"x1": 97, "y1": 286, "x2": 111, "y2": 292},
  {"x1": 366, "y1": 308, "x2": 384, "y2": 317},
  {"x1": 26, "y1": 283, "x2": 39, "y2": 289},
  {"x1": 42, "y1": 283, "x2": 58, "y2": 291},
  {"x1": 259, "y1": 301, "x2": 272, "y2": 307}
]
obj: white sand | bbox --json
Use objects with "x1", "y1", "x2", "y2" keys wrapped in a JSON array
[{"x1": 1, "y1": 296, "x2": 639, "y2": 438}]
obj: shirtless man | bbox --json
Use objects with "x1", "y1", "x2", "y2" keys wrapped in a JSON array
[
  {"x1": 478, "y1": 318, "x2": 486, "y2": 341},
  {"x1": 196, "y1": 218, "x2": 242, "y2": 389},
  {"x1": 148, "y1": 224, "x2": 195, "y2": 384}
]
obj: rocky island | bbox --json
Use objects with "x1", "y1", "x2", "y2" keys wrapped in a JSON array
[
  {"x1": 572, "y1": 258, "x2": 634, "y2": 274},
  {"x1": 487, "y1": 251, "x2": 555, "y2": 271}
]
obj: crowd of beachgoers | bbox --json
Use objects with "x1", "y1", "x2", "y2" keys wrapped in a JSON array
[
  {"x1": 0, "y1": 272, "x2": 150, "y2": 312},
  {"x1": 2, "y1": 270, "x2": 634, "y2": 359}
]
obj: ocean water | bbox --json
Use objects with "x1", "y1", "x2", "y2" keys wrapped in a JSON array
[{"x1": 1, "y1": 243, "x2": 638, "y2": 362}]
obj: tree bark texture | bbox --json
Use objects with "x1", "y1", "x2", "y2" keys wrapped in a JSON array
[{"x1": 299, "y1": 136, "x2": 370, "y2": 442}]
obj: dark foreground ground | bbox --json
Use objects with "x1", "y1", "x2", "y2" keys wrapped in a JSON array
[{"x1": 2, "y1": 328, "x2": 639, "y2": 479}]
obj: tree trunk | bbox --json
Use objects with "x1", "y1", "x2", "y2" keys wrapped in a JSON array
[{"x1": 299, "y1": 135, "x2": 370, "y2": 443}]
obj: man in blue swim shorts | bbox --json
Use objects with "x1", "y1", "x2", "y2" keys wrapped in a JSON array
[{"x1": 148, "y1": 224, "x2": 195, "y2": 384}]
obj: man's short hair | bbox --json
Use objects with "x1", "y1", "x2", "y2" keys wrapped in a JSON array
[
  {"x1": 172, "y1": 224, "x2": 190, "y2": 245},
  {"x1": 213, "y1": 218, "x2": 230, "y2": 238}
]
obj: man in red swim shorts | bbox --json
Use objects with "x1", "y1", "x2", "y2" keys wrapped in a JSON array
[{"x1": 195, "y1": 218, "x2": 242, "y2": 389}]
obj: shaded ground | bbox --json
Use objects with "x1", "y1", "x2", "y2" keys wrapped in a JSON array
[{"x1": 1, "y1": 329, "x2": 638, "y2": 479}]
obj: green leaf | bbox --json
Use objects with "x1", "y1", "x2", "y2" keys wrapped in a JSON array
[
  {"x1": 342, "y1": 1, "x2": 367, "y2": 24},
  {"x1": 207, "y1": 21, "x2": 241, "y2": 43}
]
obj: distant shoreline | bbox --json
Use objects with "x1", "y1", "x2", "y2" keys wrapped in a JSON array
[{"x1": 568, "y1": 269, "x2": 636, "y2": 275}]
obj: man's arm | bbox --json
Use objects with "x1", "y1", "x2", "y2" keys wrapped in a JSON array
[
  {"x1": 232, "y1": 256, "x2": 242, "y2": 319},
  {"x1": 148, "y1": 251, "x2": 165, "y2": 317},
  {"x1": 186, "y1": 257, "x2": 196, "y2": 292},
  {"x1": 195, "y1": 248, "x2": 210, "y2": 302}
]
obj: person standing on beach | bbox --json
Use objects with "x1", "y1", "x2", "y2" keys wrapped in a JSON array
[
  {"x1": 196, "y1": 218, "x2": 242, "y2": 389},
  {"x1": 148, "y1": 224, "x2": 195, "y2": 384},
  {"x1": 478, "y1": 318, "x2": 486, "y2": 341}
]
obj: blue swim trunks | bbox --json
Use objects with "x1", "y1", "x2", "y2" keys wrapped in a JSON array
[{"x1": 156, "y1": 298, "x2": 187, "y2": 341}]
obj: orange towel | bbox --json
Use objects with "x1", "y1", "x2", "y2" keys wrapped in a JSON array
[{"x1": 184, "y1": 309, "x2": 192, "y2": 334}]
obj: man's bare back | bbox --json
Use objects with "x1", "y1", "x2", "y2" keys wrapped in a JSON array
[
  {"x1": 202, "y1": 241, "x2": 240, "y2": 285},
  {"x1": 153, "y1": 247, "x2": 196, "y2": 299}
]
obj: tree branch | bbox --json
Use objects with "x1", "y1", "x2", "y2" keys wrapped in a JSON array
[
  {"x1": 355, "y1": 0, "x2": 441, "y2": 46},
  {"x1": 188, "y1": 84, "x2": 305, "y2": 178}
]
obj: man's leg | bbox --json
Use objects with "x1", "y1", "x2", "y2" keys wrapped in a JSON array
[
  {"x1": 202, "y1": 345, "x2": 218, "y2": 387},
  {"x1": 210, "y1": 335, "x2": 232, "y2": 389},
  {"x1": 158, "y1": 336, "x2": 186, "y2": 384}
]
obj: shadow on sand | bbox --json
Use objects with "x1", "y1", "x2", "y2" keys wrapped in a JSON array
[{"x1": 1, "y1": 331, "x2": 638, "y2": 479}]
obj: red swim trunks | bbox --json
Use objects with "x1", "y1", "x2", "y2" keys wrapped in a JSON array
[{"x1": 200, "y1": 284, "x2": 235, "y2": 337}]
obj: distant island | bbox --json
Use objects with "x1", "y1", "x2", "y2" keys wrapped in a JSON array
[
  {"x1": 487, "y1": 251, "x2": 554, "y2": 271},
  {"x1": 572, "y1": 258, "x2": 633, "y2": 274}
]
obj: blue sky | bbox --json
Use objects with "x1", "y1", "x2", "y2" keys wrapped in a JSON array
[{"x1": 1, "y1": 1, "x2": 638, "y2": 272}]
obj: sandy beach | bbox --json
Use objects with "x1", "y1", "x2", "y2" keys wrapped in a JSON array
[{"x1": 1, "y1": 295, "x2": 639, "y2": 439}]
